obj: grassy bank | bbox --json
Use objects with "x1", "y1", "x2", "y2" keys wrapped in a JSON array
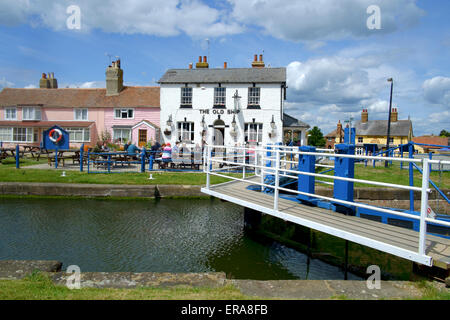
[
  {"x1": 1, "y1": 156, "x2": 448, "y2": 188},
  {"x1": 0, "y1": 272, "x2": 253, "y2": 300}
]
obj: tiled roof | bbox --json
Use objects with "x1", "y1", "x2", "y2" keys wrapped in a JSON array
[
  {"x1": 412, "y1": 136, "x2": 448, "y2": 147},
  {"x1": 325, "y1": 128, "x2": 345, "y2": 138},
  {"x1": 0, "y1": 86, "x2": 160, "y2": 108},
  {"x1": 0, "y1": 121, "x2": 95, "y2": 127},
  {"x1": 158, "y1": 68, "x2": 286, "y2": 84},
  {"x1": 283, "y1": 113, "x2": 310, "y2": 128},
  {"x1": 355, "y1": 120, "x2": 412, "y2": 137}
]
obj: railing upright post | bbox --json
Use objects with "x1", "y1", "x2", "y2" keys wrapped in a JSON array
[
  {"x1": 274, "y1": 149, "x2": 280, "y2": 212},
  {"x1": 108, "y1": 154, "x2": 111, "y2": 173},
  {"x1": 87, "y1": 150, "x2": 90, "y2": 173},
  {"x1": 206, "y1": 146, "x2": 211, "y2": 189},
  {"x1": 409, "y1": 143, "x2": 414, "y2": 211},
  {"x1": 260, "y1": 148, "x2": 265, "y2": 192},
  {"x1": 419, "y1": 158, "x2": 430, "y2": 256},
  {"x1": 242, "y1": 147, "x2": 246, "y2": 179},
  {"x1": 141, "y1": 148, "x2": 146, "y2": 173}
]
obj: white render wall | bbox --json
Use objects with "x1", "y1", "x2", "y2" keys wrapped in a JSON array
[{"x1": 160, "y1": 82, "x2": 284, "y2": 146}]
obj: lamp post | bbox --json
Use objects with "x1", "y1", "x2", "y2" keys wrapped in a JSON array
[
  {"x1": 385, "y1": 78, "x2": 393, "y2": 168},
  {"x1": 344, "y1": 117, "x2": 354, "y2": 144}
]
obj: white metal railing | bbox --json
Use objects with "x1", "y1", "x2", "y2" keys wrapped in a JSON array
[{"x1": 203, "y1": 144, "x2": 450, "y2": 264}]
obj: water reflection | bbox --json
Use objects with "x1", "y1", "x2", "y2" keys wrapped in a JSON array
[{"x1": 0, "y1": 197, "x2": 360, "y2": 280}]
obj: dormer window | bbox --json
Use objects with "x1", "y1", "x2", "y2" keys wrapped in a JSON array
[{"x1": 22, "y1": 107, "x2": 41, "y2": 121}]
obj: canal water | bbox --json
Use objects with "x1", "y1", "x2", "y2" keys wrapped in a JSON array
[{"x1": 0, "y1": 197, "x2": 360, "y2": 280}]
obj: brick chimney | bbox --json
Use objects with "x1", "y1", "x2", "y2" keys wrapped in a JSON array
[
  {"x1": 106, "y1": 59, "x2": 124, "y2": 96},
  {"x1": 196, "y1": 56, "x2": 209, "y2": 68},
  {"x1": 361, "y1": 108, "x2": 368, "y2": 123},
  {"x1": 48, "y1": 72, "x2": 58, "y2": 89},
  {"x1": 39, "y1": 73, "x2": 50, "y2": 88},
  {"x1": 336, "y1": 120, "x2": 343, "y2": 143},
  {"x1": 391, "y1": 108, "x2": 398, "y2": 122},
  {"x1": 252, "y1": 53, "x2": 265, "y2": 68}
]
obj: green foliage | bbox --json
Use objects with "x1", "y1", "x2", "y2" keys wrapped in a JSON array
[
  {"x1": 307, "y1": 126, "x2": 326, "y2": 147},
  {"x1": 100, "y1": 130, "x2": 112, "y2": 143},
  {"x1": 439, "y1": 130, "x2": 450, "y2": 137}
]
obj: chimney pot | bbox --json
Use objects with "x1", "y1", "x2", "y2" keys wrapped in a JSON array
[
  {"x1": 199, "y1": 56, "x2": 202, "y2": 62},
  {"x1": 259, "y1": 54, "x2": 263, "y2": 62},
  {"x1": 224, "y1": 62, "x2": 227, "y2": 69},
  {"x1": 254, "y1": 54, "x2": 258, "y2": 62},
  {"x1": 203, "y1": 56, "x2": 207, "y2": 63}
]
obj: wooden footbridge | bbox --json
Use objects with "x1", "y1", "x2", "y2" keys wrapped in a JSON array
[{"x1": 201, "y1": 144, "x2": 450, "y2": 270}]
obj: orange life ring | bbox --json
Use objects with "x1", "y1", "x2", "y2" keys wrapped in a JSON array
[{"x1": 49, "y1": 128, "x2": 63, "y2": 143}]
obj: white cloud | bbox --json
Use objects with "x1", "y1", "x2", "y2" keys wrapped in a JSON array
[
  {"x1": 423, "y1": 76, "x2": 450, "y2": 106},
  {"x1": 24, "y1": 84, "x2": 37, "y2": 89},
  {"x1": 428, "y1": 110, "x2": 450, "y2": 124},
  {"x1": 0, "y1": 0, "x2": 243, "y2": 38},
  {"x1": 0, "y1": 77, "x2": 14, "y2": 88},
  {"x1": 228, "y1": 0, "x2": 424, "y2": 42}
]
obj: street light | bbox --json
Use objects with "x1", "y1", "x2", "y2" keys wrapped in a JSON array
[{"x1": 385, "y1": 78, "x2": 394, "y2": 168}]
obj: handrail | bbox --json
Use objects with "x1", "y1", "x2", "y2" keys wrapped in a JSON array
[{"x1": 203, "y1": 144, "x2": 450, "y2": 261}]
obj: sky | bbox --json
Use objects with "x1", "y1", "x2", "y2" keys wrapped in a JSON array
[{"x1": 0, "y1": 0, "x2": 449, "y2": 136}]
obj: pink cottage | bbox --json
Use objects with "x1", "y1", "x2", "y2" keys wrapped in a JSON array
[{"x1": 0, "y1": 62, "x2": 160, "y2": 149}]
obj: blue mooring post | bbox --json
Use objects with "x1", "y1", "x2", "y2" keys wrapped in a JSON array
[
  {"x1": 15, "y1": 144, "x2": 19, "y2": 169},
  {"x1": 408, "y1": 143, "x2": 414, "y2": 211},
  {"x1": 333, "y1": 143, "x2": 355, "y2": 214},
  {"x1": 141, "y1": 148, "x2": 146, "y2": 173},
  {"x1": 148, "y1": 152, "x2": 154, "y2": 171},
  {"x1": 80, "y1": 144, "x2": 84, "y2": 172},
  {"x1": 55, "y1": 147, "x2": 58, "y2": 169},
  {"x1": 297, "y1": 146, "x2": 316, "y2": 203}
]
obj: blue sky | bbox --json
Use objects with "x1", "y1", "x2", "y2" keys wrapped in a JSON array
[{"x1": 0, "y1": 0, "x2": 449, "y2": 136}]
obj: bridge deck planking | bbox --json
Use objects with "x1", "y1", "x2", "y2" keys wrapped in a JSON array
[{"x1": 207, "y1": 176, "x2": 450, "y2": 269}]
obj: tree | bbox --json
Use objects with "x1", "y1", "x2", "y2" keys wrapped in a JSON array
[
  {"x1": 439, "y1": 130, "x2": 450, "y2": 137},
  {"x1": 307, "y1": 126, "x2": 326, "y2": 147}
]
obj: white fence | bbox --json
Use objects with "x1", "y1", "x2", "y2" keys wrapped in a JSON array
[{"x1": 203, "y1": 144, "x2": 450, "y2": 267}]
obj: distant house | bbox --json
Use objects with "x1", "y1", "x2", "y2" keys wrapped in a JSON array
[
  {"x1": 412, "y1": 136, "x2": 448, "y2": 154},
  {"x1": 324, "y1": 121, "x2": 344, "y2": 149},
  {"x1": 282, "y1": 113, "x2": 310, "y2": 146},
  {"x1": 354, "y1": 108, "x2": 413, "y2": 155},
  {"x1": 0, "y1": 61, "x2": 160, "y2": 149}
]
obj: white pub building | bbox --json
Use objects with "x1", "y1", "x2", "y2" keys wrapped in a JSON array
[{"x1": 159, "y1": 55, "x2": 289, "y2": 148}]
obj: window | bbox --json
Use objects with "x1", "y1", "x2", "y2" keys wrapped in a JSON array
[
  {"x1": 214, "y1": 87, "x2": 226, "y2": 108},
  {"x1": 65, "y1": 128, "x2": 90, "y2": 142},
  {"x1": 114, "y1": 108, "x2": 134, "y2": 119},
  {"x1": 22, "y1": 107, "x2": 41, "y2": 121},
  {"x1": 245, "y1": 123, "x2": 263, "y2": 143},
  {"x1": 0, "y1": 127, "x2": 35, "y2": 142},
  {"x1": 358, "y1": 137, "x2": 363, "y2": 143},
  {"x1": 247, "y1": 87, "x2": 260, "y2": 109},
  {"x1": 5, "y1": 108, "x2": 17, "y2": 120},
  {"x1": 177, "y1": 122, "x2": 194, "y2": 142},
  {"x1": 0, "y1": 127, "x2": 12, "y2": 141},
  {"x1": 180, "y1": 87, "x2": 192, "y2": 108},
  {"x1": 113, "y1": 128, "x2": 131, "y2": 143},
  {"x1": 74, "y1": 108, "x2": 88, "y2": 121}
]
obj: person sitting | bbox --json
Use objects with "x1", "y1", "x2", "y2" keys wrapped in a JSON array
[
  {"x1": 124, "y1": 141, "x2": 131, "y2": 152},
  {"x1": 127, "y1": 142, "x2": 141, "y2": 160},
  {"x1": 161, "y1": 143, "x2": 172, "y2": 168},
  {"x1": 151, "y1": 141, "x2": 161, "y2": 159},
  {"x1": 101, "y1": 142, "x2": 110, "y2": 152}
]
